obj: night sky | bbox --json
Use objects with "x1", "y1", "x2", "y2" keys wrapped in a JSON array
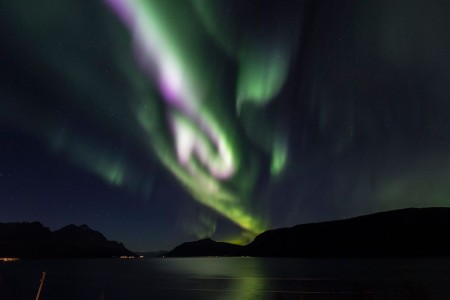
[{"x1": 1, "y1": 0, "x2": 450, "y2": 251}]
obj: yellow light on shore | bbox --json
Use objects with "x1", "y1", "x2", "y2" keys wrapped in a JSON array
[{"x1": 0, "y1": 257, "x2": 20, "y2": 262}]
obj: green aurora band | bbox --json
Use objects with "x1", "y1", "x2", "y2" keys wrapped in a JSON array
[{"x1": 103, "y1": 0, "x2": 300, "y2": 237}]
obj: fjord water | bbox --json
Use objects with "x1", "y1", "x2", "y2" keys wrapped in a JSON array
[{"x1": 1, "y1": 258, "x2": 450, "y2": 299}]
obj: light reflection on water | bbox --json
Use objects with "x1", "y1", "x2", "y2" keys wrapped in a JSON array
[
  {"x1": 1, "y1": 257, "x2": 450, "y2": 299},
  {"x1": 156, "y1": 257, "x2": 268, "y2": 300}
]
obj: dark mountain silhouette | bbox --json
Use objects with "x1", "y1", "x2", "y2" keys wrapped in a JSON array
[
  {"x1": 0, "y1": 222, "x2": 135, "y2": 258},
  {"x1": 166, "y1": 238, "x2": 242, "y2": 257},
  {"x1": 167, "y1": 208, "x2": 450, "y2": 257}
]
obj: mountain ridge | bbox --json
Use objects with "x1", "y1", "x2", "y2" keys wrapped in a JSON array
[
  {"x1": 0, "y1": 222, "x2": 135, "y2": 258},
  {"x1": 167, "y1": 207, "x2": 450, "y2": 257},
  {"x1": 166, "y1": 238, "x2": 242, "y2": 257}
]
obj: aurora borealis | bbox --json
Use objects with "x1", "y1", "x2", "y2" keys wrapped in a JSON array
[{"x1": 1, "y1": 0, "x2": 450, "y2": 250}]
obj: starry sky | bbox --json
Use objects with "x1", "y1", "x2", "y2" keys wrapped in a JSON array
[{"x1": 1, "y1": 0, "x2": 450, "y2": 251}]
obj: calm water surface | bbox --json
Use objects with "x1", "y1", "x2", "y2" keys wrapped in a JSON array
[{"x1": 1, "y1": 257, "x2": 449, "y2": 299}]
